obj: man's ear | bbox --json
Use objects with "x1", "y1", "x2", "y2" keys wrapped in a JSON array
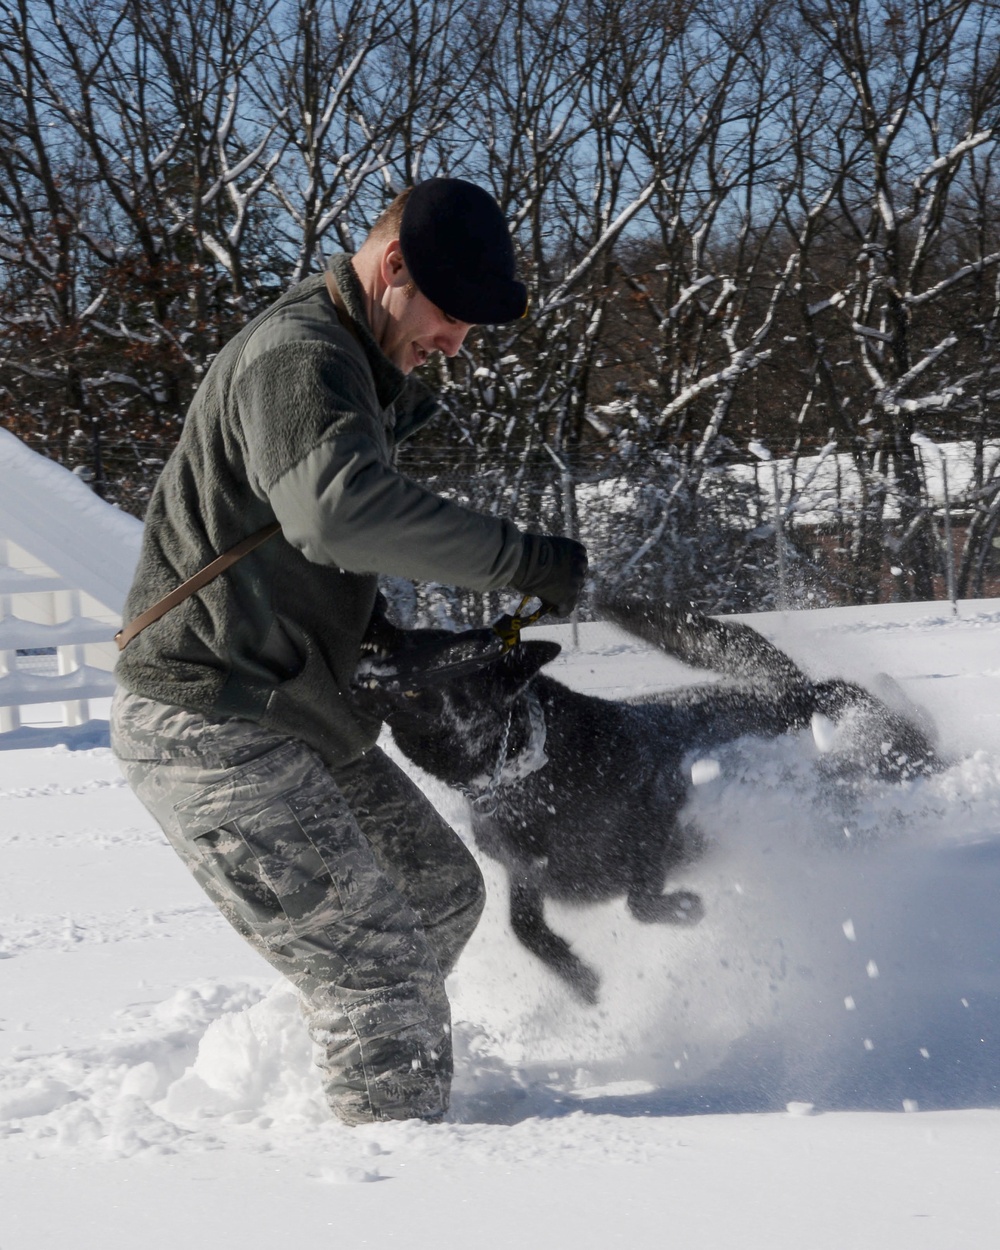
[
  {"x1": 381, "y1": 240, "x2": 410, "y2": 289},
  {"x1": 503, "y1": 640, "x2": 561, "y2": 687}
]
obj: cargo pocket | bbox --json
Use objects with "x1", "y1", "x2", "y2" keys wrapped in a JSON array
[
  {"x1": 284, "y1": 782, "x2": 406, "y2": 923},
  {"x1": 171, "y1": 740, "x2": 350, "y2": 951},
  {"x1": 343, "y1": 984, "x2": 432, "y2": 1046},
  {"x1": 342, "y1": 985, "x2": 450, "y2": 1121}
]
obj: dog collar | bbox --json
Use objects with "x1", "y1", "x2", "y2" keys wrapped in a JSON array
[
  {"x1": 496, "y1": 686, "x2": 549, "y2": 786},
  {"x1": 464, "y1": 687, "x2": 548, "y2": 811}
]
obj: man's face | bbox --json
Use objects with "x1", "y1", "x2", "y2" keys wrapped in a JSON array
[{"x1": 377, "y1": 242, "x2": 473, "y2": 374}]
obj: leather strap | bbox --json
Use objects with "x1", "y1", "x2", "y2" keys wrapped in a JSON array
[{"x1": 115, "y1": 521, "x2": 281, "y2": 650}]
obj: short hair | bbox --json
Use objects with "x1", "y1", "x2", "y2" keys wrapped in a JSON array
[{"x1": 366, "y1": 189, "x2": 413, "y2": 245}]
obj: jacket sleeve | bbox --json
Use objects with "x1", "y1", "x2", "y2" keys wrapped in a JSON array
[{"x1": 235, "y1": 339, "x2": 525, "y2": 592}]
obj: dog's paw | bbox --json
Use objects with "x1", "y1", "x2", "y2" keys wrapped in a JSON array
[
  {"x1": 628, "y1": 888, "x2": 705, "y2": 926},
  {"x1": 665, "y1": 890, "x2": 705, "y2": 925},
  {"x1": 565, "y1": 962, "x2": 601, "y2": 1006}
]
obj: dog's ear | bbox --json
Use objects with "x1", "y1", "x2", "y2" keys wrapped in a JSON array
[{"x1": 502, "y1": 639, "x2": 561, "y2": 687}]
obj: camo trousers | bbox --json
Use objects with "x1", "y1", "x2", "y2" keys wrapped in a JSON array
[{"x1": 110, "y1": 689, "x2": 485, "y2": 1126}]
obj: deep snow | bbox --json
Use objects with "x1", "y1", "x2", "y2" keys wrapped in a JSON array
[{"x1": 2, "y1": 600, "x2": 1000, "y2": 1248}]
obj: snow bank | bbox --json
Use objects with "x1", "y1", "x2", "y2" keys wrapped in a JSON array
[
  {"x1": 0, "y1": 427, "x2": 142, "y2": 614},
  {"x1": 728, "y1": 438, "x2": 1000, "y2": 524},
  {"x1": 1, "y1": 600, "x2": 999, "y2": 1243},
  {"x1": 4, "y1": 738, "x2": 998, "y2": 1167}
]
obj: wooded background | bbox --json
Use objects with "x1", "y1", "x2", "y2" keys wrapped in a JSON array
[{"x1": 2, "y1": 0, "x2": 999, "y2": 617}]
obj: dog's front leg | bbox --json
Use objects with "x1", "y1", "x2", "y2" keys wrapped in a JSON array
[
  {"x1": 508, "y1": 874, "x2": 600, "y2": 1005},
  {"x1": 625, "y1": 820, "x2": 705, "y2": 928}
]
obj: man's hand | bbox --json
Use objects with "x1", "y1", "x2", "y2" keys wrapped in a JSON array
[{"x1": 513, "y1": 534, "x2": 588, "y2": 617}]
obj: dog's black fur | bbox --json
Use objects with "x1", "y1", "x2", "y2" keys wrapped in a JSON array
[{"x1": 355, "y1": 596, "x2": 941, "y2": 1004}]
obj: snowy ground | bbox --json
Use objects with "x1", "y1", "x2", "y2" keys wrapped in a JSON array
[{"x1": 2, "y1": 600, "x2": 1000, "y2": 1249}]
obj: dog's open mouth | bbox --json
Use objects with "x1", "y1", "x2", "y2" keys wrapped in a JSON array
[{"x1": 356, "y1": 629, "x2": 509, "y2": 692}]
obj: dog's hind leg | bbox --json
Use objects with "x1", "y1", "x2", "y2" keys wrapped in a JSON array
[
  {"x1": 627, "y1": 887, "x2": 705, "y2": 926},
  {"x1": 812, "y1": 678, "x2": 941, "y2": 778},
  {"x1": 508, "y1": 874, "x2": 601, "y2": 1004}
]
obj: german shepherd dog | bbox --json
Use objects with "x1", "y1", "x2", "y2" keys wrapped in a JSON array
[{"x1": 355, "y1": 596, "x2": 940, "y2": 1004}]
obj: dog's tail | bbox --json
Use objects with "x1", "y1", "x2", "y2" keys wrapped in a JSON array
[{"x1": 596, "y1": 593, "x2": 805, "y2": 686}]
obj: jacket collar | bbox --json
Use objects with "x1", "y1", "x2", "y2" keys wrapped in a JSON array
[{"x1": 326, "y1": 253, "x2": 407, "y2": 410}]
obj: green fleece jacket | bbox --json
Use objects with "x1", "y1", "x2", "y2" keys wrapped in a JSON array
[{"x1": 115, "y1": 254, "x2": 525, "y2": 765}]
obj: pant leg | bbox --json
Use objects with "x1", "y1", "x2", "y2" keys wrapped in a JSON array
[
  {"x1": 332, "y1": 747, "x2": 485, "y2": 977},
  {"x1": 111, "y1": 692, "x2": 466, "y2": 1126}
]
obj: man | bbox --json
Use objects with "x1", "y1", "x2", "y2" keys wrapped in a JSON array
[{"x1": 111, "y1": 178, "x2": 587, "y2": 1126}]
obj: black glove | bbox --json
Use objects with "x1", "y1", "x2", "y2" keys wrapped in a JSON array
[{"x1": 513, "y1": 533, "x2": 588, "y2": 617}]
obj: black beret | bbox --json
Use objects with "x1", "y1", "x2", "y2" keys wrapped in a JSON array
[{"x1": 399, "y1": 178, "x2": 528, "y2": 325}]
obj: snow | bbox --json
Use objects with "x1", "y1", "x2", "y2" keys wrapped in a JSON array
[
  {"x1": 0, "y1": 427, "x2": 142, "y2": 615},
  {"x1": 729, "y1": 438, "x2": 1000, "y2": 524},
  {"x1": 2, "y1": 600, "x2": 1000, "y2": 1248}
]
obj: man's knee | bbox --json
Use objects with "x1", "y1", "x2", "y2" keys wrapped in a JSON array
[
  {"x1": 421, "y1": 847, "x2": 486, "y2": 978},
  {"x1": 452, "y1": 864, "x2": 487, "y2": 942}
]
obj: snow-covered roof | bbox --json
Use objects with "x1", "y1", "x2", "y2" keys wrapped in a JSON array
[
  {"x1": 732, "y1": 439, "x2": 1000, "y2": 525},
  {"x1": 0, "y1": 428, "x2": 143, "y2": 614}
]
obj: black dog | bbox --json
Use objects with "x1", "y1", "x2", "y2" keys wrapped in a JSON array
[{"x1": 355, "y1": 596, "x2": 940, "y2": 1004}]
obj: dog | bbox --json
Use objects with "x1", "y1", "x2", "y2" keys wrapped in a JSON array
[{"x1": 354, "y1": 595, "x2": 941, "y2": 1004}]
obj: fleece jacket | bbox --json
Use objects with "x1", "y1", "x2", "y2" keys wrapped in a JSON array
[{"x1": 115, "y1": 254, "x2": 525, "y2": 766}]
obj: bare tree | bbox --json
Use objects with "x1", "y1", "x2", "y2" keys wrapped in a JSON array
[
  {"x1": 781, "y1": 0, "x2": 1000, "y2": 602},
  {"x1": 2, "y1": 0, "x2": 999, "y2": 609},
  {"x1": 0, "y1": 0, "x2": 281, "y2": 504}
]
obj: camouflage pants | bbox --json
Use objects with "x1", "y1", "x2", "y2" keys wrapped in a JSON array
[{"x1": 110, "y1": 689, "x2": 485, "y2": 1126}]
